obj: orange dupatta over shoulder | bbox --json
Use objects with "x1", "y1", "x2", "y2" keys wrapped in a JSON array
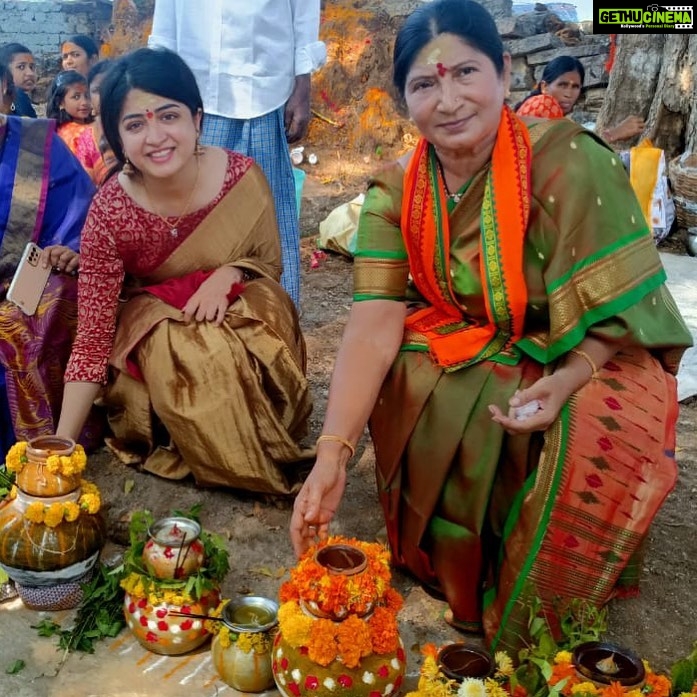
[{"x1": 400, "y1": 106, "x2": 532, "y2": 370}]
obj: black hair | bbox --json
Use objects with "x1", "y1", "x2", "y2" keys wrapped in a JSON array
[
  {"x1": 46, "y1": 70, "x2": 88, "y2": 124},
  {"x1": 1, "y1": 62, "x2": 15, "y2": 105},
  {"x1": 0, "y1": 43, "x2": 33, "y2": 66},
  {"x1": 515, "y1": 56, "x2": 585, "y2": 110},
  {"x1": 393, "y1": 0, "x2": 504, "y2": 100},
  {"x1": 62, "y1": 34, "x2": 99, "y2": 60},
  {"x1": 87, "y1": 59, "x2": 112, "y2": 88},
  {"x1": 99, "y1": 47, "x2": 204, "y2": 165}
]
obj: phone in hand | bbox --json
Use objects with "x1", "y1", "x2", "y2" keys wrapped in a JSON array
[{"x1": 6, "y1": 243, "x2": 52, "y2": 316}]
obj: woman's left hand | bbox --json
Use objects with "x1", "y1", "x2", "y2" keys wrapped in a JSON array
[
  {"x1": 488, "y1": 372, "x2": 576, "y2": 434},
  {"x1": 41, "y1": 245, "x2": 79, "y2": 274},
  {"x1": 182, "y1": 266, "x2": 244, "y2": 326}
]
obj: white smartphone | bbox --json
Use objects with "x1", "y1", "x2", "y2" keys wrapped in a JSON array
[{"x1": 6, "y1": 242, "x2": 52, "y2": 316}]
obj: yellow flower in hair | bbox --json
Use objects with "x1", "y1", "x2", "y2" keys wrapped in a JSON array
[{"x1": 25, "y1": 502, "x2": 45, "y2": 523}]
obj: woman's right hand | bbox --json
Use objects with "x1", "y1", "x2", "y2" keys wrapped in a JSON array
[{"x1": 290, "y1": 457, "x2": 347, "y2": 557}]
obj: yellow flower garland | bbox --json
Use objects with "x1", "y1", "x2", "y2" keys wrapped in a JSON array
[
  {"x1": 5, "y1": 441, "x2": 87, "y2": 478},
  {"x1": 9, "y1": 479, "x2": 101, "y2": 528},
  {"x1": 205, "y1": 600, "x2": 274, "y2": 654}
]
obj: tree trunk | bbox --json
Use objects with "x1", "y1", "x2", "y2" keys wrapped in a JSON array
[{"x1": 597, "y1": 34, "x2": 697, "y2": 157}]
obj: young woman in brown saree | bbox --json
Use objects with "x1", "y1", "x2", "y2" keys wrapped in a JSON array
[
  {"x1": 290, "y1": 0, "x2": 692, "y2": 653},
  {"x1": 57, "y1": 48, "x2": 312, "y2": 495}
]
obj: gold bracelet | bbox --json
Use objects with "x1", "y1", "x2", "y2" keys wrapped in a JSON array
[
  {"x1": 569, "y1": 347, "x2": 599, "y2": 378},
  {"x1": 316, "y1": 434, "x2": 355, "y2": 459}
]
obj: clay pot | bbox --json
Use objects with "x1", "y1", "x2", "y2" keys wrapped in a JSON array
[
  {"x1": 124, "y1": 588, "x2": 220, "y2": 656},
  {"x1": 303, "y1": 543, "x2": 374, "y2": 620},
  {"x1": 272, "y1": 632, "x2": 407, "y2": 697},
  {"x1": 437, "y1": 643, "x2": 494, "y2": 681},
  {"x1": 0, "y1": 488, "x2": 105, "y2": 575},
  {"x1": 142, "y1": 517, "x2": 205, "y2": 580},
  {"x1": 572, "y1": 642, "x2": 646, "y2": 689},
  {"x1": 211, "y1": 596, "x2": 279, "y2": 692},
  {"x1": 16, "y1": 436, "x2": 81, "y2": 497}
]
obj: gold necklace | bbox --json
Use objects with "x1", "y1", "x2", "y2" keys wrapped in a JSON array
[{"x1": 141, "y1": 159, "x2": 201, "y2": 238}]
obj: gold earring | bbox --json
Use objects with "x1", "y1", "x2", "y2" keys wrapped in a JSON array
[
  {"x1": 194, "y1": 138, "x2": 205, "y2": 157},
  {"x1": 122, "y1": 158, "x2": 135, "y2": 176}
]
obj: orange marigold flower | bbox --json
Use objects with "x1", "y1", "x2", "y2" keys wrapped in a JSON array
[
  {"x1": 601, "y1": 682, "x2": 628, "y2": 697},
  {"x1": 383, "y1": 586, "x2": 404, "y2": 613},
  {"x1": 422, "y1": 643, "x2": 440, "y2": 659},
  {"x1": 307, "y1": 618, "x2": 339, "y2": 667},
  {"x1": 278, "y1": 601, "x2": 313, "y2": 648},
  {"x1": 336, "y1": 615, "x2": 371, "y2": 668},
  {"x1": 644, "y1": 671, "x2": 672, "y2": 697},
  {"x1": 279, "y1": 581, "x2": 299, "y2": 603},
  {"x1": 369, "y1": 606, "x2": 399, "y2": 654}
]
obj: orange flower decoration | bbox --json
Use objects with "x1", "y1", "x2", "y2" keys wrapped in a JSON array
[
  {"x1": 307, "y1": 618, "x2": 339, "y2": 667},
  {"x1": 644, "y1": 671, "x2": 672, "y2": 697}
]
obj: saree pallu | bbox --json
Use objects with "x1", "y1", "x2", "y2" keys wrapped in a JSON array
[
  {"x1": 356, "y1": 118, "x2": 692, "y2": 652},
  {"x1": 0, "y1": 116, "x2": 96, "y2": 456},
  {"x1": 105, "y1": 165, "x2": 313, "y2": 495}
]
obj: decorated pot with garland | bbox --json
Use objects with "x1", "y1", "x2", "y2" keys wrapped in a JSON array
[
  {"x1": 120, "y1": 510, "x2": 230, "y2": 656},
  {"x1": 272, "y1": 536, "x2": 407, "y2": 697},
  {"x1": 0, "y1": 437, "x2": 105, "y2": 610},
  {"x1": 209, "y1": 596, "x2": 279, "y2": 692}
]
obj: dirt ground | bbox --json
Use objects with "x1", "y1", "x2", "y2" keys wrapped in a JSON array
[{"x1": 78, "y1": 150, "x2": 697, "y2": 676}]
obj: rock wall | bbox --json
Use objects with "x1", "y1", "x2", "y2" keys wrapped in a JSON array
[
  {"x1": 0, "y1": 1, "x2": 111, "y2": 71},
  {"x1": 0, "y1": 0, "x2": 112, "y2": 106}
]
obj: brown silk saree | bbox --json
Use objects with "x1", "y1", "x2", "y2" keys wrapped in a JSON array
[
  {"x1": 354, "y1": 115, "x2": 692, "y2": 652},
  {"x1": 106, "y1": 165, "x2": 313, "y2": 495}
]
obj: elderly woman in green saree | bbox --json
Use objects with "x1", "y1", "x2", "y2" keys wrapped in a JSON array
[{"x1": 290, "y1": 0, "x2": 692, "y2": 654}]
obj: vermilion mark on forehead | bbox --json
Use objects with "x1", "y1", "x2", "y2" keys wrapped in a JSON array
[
  {"x1": 436, "y1": 62, "x2": 448, "y2": 77},
  {"x1": 145, "y1": 109, "x2": 154, "y2": 119}
]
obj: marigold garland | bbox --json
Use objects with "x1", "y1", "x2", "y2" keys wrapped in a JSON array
[
  {"x1": 279, "y1": 535, "x2": 393, "y2": 617},
  {"x1": 277, "y1": 536, "x2": 404, "y2": 669},
  {"x1": 9, "y1": 478, "x2": 102, "y2": 527},
  {"x1": 5, "y1": 441, "x2": 87, "y2": 478}
]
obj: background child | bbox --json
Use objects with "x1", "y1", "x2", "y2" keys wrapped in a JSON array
[
  {"x1": 75, "y1": 60, "x2": 117, "y2": 185},
  {"x1": 46, "y1": 70, "x2": 92, "y2": 154}
]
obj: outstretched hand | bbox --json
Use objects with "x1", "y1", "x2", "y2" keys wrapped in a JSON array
[{"x1": 290, "y1": 459, "x2": 347, "y2": 557}]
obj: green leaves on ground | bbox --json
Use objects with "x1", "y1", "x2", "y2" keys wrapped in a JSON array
[
  {"x1": 32, "y1": 563, "x2": 125, "y2": 654},
  {"x1": 5, "y1": 659, "x2": 25, "y2": 674}
]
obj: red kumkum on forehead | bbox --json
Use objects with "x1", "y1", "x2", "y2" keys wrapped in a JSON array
[
  {"x1": 436, "y1": 62, "x2": 448, "y2": 77},
  {"x1": 145, "y1": 108, "x2": 154, "y2": 119}
]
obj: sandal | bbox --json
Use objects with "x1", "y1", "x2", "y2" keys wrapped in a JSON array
[{"x1": 443, "y1": 608, "x2": 484, "y2": 635}]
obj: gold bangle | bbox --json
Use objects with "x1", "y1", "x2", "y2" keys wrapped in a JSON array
[
  {"x1": 569, "y1": 347, "x2": 599, "y2": 378},
  {"x1": 316, "y1": 434, "x2": 355, "y2": 459}
]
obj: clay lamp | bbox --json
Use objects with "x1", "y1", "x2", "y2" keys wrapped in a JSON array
[
  {"x1": 572, "y1": 641, "x2": 646, "y2": 689},
  {"x1": 437, "y1": 643, "x2": 494, "y2": 681}
]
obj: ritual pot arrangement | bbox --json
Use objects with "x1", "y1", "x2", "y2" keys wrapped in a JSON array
[{"x1": 0, "y1": 436, "x2": 105, "y2": 610}]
